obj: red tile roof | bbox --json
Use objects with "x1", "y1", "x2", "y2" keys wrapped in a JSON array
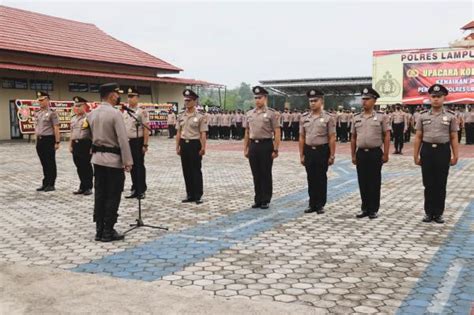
[
  {"x1": 0, "y1": 62, "x2": 221, "y2": 87},
  {"x1": 0, "y1": 5, "x2": 182, "y2": 72},
  {"x1": 461, "y1": 21, "x2": 474, "y2": 30}
]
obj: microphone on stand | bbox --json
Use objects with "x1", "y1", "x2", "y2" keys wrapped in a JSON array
[{"x1": 121, "y1": 104, "x2": 135, "y2": 113}]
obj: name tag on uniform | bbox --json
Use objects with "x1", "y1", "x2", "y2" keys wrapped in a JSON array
[{"x1": 422, "y1": 120, "x2": 431, "y2": 125}]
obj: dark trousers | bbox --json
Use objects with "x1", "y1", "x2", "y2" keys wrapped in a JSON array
[
  {"x1": 36, "y1": 135, "x2": 57, "y2": 187},
  {"x1": 291, "y1": 122, "x2": 300, "y2": 140},
  {"x1": 129, "y1": 137, "x2": 147, "y2": 195},
  {"x1": 236, "y1": 123, "x2": 243, "y2": 140},
  {"x1": 72, "y1": 139, "x2": 93, "y2": 190},
  {"x1": 168, "y1": 124, "x2": 176, "y2": 138},
  {"x1": 356, "y1": 148, "x2": 383, "y2": 214},
  {"x1": 458, "y1": 128, "x2": 463, "y2": 144},
  {"x1": 283, "y1": 122, "x2": 290, "y2": 140},
  {"x1": 248, "y1": 139, "x2": 273, "y2": 204},
  {"x1": 231, "y1": 125, "x2": 236, "y2": 139},
  {"x1": 404, "y1": 125, "x2": 411, "y2": 142},
  {"x1": 304, "y1": 144, "x2": 329, "y2": 210},
  {"x1": 340, "y1": 123, "x2": 348, "y2": 142},
  {"x1": 420, "y1": 142, "x2": 451, "y2": 218},
  {"x1": 393, "y1": 122, "x2": 405, "y2": 152},
  {"x1": 93, "y1": 164, "x2": 125, "y2": 227},
  {"x1": 180, "y1": 139, "x2": 203, "y2": 200},
  {"x1": 466, "y1": 123, "x2": 474, "y2": 144}
]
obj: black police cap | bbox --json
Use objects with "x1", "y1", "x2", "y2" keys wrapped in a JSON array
[
  {"x1": 73, "y1": 96, "x2": 88, "y2": 104},
  {"x1": 306, "y1": 89, "x2": 324, "y2": 98},
  {"x1": 99, "y1": 83, "x2": 123, "y2": 95},
  {"x1": 183, "y1": 89, "x2": 199, "y2": 100},
  {"x1": 361, "y1": 87, "x2": 380, "y2": 99},
  {"x1": 428, "y1": 84, "x2": 448, "y2": 96},
  {"x1": 127, "y1": 87, "x2": 139, "y2": 96},
  {"x1": 252, "y1": 86, "x2": 269, "y2": 96},
  {"x1": 36, "y1": 91, "x2": 50, "y2": 99}
]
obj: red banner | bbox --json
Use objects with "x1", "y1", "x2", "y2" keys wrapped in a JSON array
[
  {"x1": 403, "y1": 61, "x2": 474, "y2": 105},
  {"x1": 15, "y1": 99, "x2": 75, "y2": 134},
  {"x1": 16, "y1": 100, "x2": 174, "y2": 134}
]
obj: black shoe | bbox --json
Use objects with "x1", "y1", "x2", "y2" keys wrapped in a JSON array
[
  {"x1": 304, "y1": 207, "x2": 316, "y2": 213},
  {"x1": 195, "y1": 199, "x2": 203, "y2": 205},
  {"x1": 36, "y1": 186, "x2": 45, "y2": 191},
  {"x1": 433, "y1": 216, "x2": 445, "y2": 224},
  {"x1": 137, "y1": 193, "x2": 145, "y2": 200},
  {"x1": 422, "y1": 215, "x2": 432, "y2": 223},
  {"x1": 182, "y1": 198, "x2": 195, "y2": 203},
  {"x1": 251, "y1": 203, "x2": 261, "y2": 209},
  {"x1": 95, "y1": 222, "x2": 103, "y2": 241},
  {"x1": 83, "y1": 189, "x2": 93, "y2": 196},
  {"x1": 101, "y1": 229, "x2": 125, "y2": 242},
  {"x1": 73, "y1": 189, "x2": 84, "y2": 195},
  {"x1": 369, "y1": 213, "x2": 378, "y2": 219},
  {"x1": 356, "y1": 212, "x2": 369, "y2": 218},
  {"x1": 316, "y1": 208, "x2": 325, "y2": 214},
  {"x1": 125, "y1": 193, "x2": 138, "y2": 199},
  {"x1": 260, "y1": 203, "x2": 269, "y2": 209},
  {"x1": 44, "y1": 186, "x2": 55, "y2": 192}
]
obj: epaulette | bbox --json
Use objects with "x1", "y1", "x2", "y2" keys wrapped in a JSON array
[
  {"x1": 267, "y1": 107, "x2": 275, "y2": 112},
  {"x1": 353, "y1": 112, "x2": 361, "y2": 117},
  {"x1": 446, "y1": 109, "x2": 455, "y2": 115},
  {"x1": 302, "y1": 112, "x2": 310, "y2": 117},
  {"x1": 420, "y1": 110, "x2": 428, "y2": 114}
]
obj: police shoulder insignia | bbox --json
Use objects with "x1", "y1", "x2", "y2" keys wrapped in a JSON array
[
  {"x1": 268, "y1": 107, "x2": 275, "y2": 112},
  {"x1": 420, "y1": 110, "x2": 428, "y2": 114},
  {"x1": 354, "y1": 112, "x2": 361, "y2": 116},
  {"x1": 446, "y1": 109, "x2": 455, "y2": 115},
  {"x1": 82, "y1": 118, "x2": 89, "y2": 129},
  {"x1": 302, "y1": 112, "x2": 309, "y2": 116}
]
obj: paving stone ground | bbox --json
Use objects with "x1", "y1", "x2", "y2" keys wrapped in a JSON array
[{"x1": 0, "y1": 137, "x2": 473, "y2": 314}]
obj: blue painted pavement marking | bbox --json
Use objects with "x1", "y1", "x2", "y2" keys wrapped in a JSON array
[
  {"x1": 72, "y1": 159, "x2": 361, "y2": 280},
  {"x1": 72, "y1": 158, "x2": 471, "y2": 283},
  {"x1": 397, "y1": 200, "x2": 474, "y2": 315}
]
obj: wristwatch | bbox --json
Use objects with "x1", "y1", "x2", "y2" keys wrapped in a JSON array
[{"x1": 143, "y1": 144, "x2": 149, "y2": 147}]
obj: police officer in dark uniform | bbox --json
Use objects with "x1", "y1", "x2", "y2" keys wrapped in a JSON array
[
  {"x1": 176, "y1": 89, "x2": 208, "y2": 204},
  {"x1": 86, "y1": 83, "x2": 133, "y2": 242},
  {"x1": 351, "y1": 87, "x2": 391, "y2": 219},
  {"x1": 414, "y1": 84, "x2": 459, "y2": 224},
  {"x1": 243, "y1": 86, "x2": 281, "y2": 209},
  {"x1": 124, "y1": 87, "x2": 149, "y2": 199},
  {"x1": 69, "y1": 96, "x2": 93, "y2": 195},
  {"x1": 34, "y1": 91, "x2": 60, "y2": 192},
  {"x1": 299, "y1": 89, "x2": 336, "y2": 214}
]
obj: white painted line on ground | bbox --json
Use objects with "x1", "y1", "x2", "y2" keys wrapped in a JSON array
[{"x1": 427, "y1": 258, "x2": 466, "y2": 314}]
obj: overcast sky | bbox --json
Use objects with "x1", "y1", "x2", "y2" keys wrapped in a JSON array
[{"x1": 3, "y1": 0, "x2": 473, "y2": 88}]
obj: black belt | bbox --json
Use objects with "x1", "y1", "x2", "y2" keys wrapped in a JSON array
[
  {"x1": 358, "y1": 147, "x2": 381, "y2": 152},
  {"x1": 422, "y1": 141, "x2": 450, "y2": 148},
  {"x1": 305, "y1": 143, "x2": 328, "y2": 150},
  {"x1": 91, "y1": 145, "x2": 121, "y2": 155},
  {"x1": 73, "y1": 138, "x2": 91, "y2": 143},
  {"x1": 180, "y1": 139, "x2": 200, "y2": 143},
  {"x1": 250, "y1": 139, "x2": 272, "y2": 143},
  {"x1": 37, "y1": 135, "x2": 54, "y2": 140}
]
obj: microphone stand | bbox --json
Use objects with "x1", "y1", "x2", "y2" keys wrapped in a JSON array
[{"x1": 124, "y1": 107, "x2": 168, "y2": 234}]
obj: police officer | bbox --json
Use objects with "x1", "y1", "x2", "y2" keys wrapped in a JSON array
[
  {"x1": 167, "y1": 109, "x2": 177, "y2": 139},
  {"x1": 235, "y1": 110, "x2": 244, "y2": 140},
  {"x1": 299, "y1": 89, "x2": 336, "y2": 214},
  {"x1": 69, "y1": 96, "x2": 93, "y2": 195},
  {"x1": 243, "y1": 86, "x2": 281, "y2": 209},
  {"x1": 281, "y1": 108, "x2": 291, "y2": 140},
  {"x1": 87, "y1": 83, "x2": 133, "y2": 242},
  {"x1": 392, "y1": 105, "x2": 407, "y2": 154},
  {"x1": 351, "y1": 87, "x2": 391, "y2": 219},
  {"x1": 176, "y1": 89, "x2": 208, "y2": 204},
  {"x1": 34, "y1": 91, "x2": 60, "y2": 192},
  {"x1": 124, "y1": 87, "x2": 149, "y2": 199},
  {"x1": 414, "y1": 84, "x2": 459, "y2": 224},
  {"x1": 465, "y1": 106, "x2": 474, "y2": 144}
]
